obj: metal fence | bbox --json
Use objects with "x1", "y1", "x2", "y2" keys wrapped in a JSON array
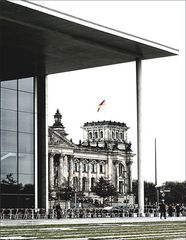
[{"x1": 0, "y1": 207, "x2": 185, "y2": 220}]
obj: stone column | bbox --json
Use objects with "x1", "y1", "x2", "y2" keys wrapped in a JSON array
[
  {"x1": 79, "y1": 160, "x2": 82, "y2": 191},
  {"x1": 115, "y1": 163, "x2": 119, "y2": 191},
  {"x1": 63, "y1": 155, "x2": 68, "y2": 182},
  {"x1": 96, "y1": 161, "x2": 99, "y2": 181},
  {"x1": 107, "y1": 155, "x2": 112, "y2": 180},
  {"x1": 49, "y1": 153, "x2": 55, "y2": 190},
  {"x1": 88, "y1": 162, "x2": 91, "y2": 191},
  {"x1": 69, "y1": 155, "x2": 74, "y2": 186},
  {"x1": 127, "y1": 161, "x2": 132, "y2": 193},
  {"x1": 58, "y1": 154, "x2": 64, "y2": 187}
]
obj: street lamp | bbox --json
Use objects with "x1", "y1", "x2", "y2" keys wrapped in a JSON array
[
  {"x1": 155, "y1": 185, "x2": 161, "y2": 207},
  {"x1": 145, "y1": 197, "x2": 148, "y2": 214}
]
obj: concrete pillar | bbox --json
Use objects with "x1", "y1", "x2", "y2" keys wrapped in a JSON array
[
  {"x1": 36, "y1": 75, "x2": 48, "y2": 210},
  {"x1": 136, "y1": 59, "x2": 144, "y2": 215},
  {"x1": 49, "y1": 153, "x2": 55, "y2": 190}
]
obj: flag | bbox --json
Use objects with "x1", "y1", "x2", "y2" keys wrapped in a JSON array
[{"x1": 97, "y1": 100, "x2": 105, "y2": 112}]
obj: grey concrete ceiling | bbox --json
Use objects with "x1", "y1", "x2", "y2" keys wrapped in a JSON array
[{"x1": 0, "y1": 0, "x2": 178, "y2": 80}]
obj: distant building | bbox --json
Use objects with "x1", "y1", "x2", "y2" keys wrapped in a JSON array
[{"x1": 48, "y1": 110, "x2": 135, "y2": 207}]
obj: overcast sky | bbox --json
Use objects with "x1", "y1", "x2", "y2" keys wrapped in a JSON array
[{"x1": 36, "y1": 1, "x2": 185, "y2": 185}]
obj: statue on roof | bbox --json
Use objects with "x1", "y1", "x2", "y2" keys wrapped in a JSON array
[{"x1": 126, "y1": 141, "x2": 132, "y2": 152}]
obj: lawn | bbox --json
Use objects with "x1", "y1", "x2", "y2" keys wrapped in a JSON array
[{"x1": 0, "y1": 221, "x2": 186, "y2": 239}]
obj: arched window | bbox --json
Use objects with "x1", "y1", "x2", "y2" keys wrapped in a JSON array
[
  {"x1": 91, "y1": 163, "x2": 95, "y2": 173},
  {"x1": 100, "y1": 164, "x2": 103, "y2": 173},
  {"x1": 94, "y1": 131, "x2": 98, "y2": 139},
  {"x1": 83, "y1": 163, "x2": 87, "y2": 172},
  {"x1": 120, "y1": 133, "x2": 123, "y2": 140},
  {"x1": 116, "y1": 131, "x2": 118, "y2": 138},
  {"x1": 82, "y1": 177, "x2": 87, "y2": 191},
  {"x1": 112, "y1": 131, "x2": 115, "y2": 139},
  {"x1": 73, "y1": 176, "x2": 79, "y2": 190},
  {"x1": 74, "y1": 162, "x2": 78, "y2": 172},
  {"x1": 89, "y1": 132, "x2": 92, "y2": 139},
  {"x1": 119, "y1": 163, "x2": 124, "y2": 177},
  {"x1": 119, "y1": 181, "x2": 123, "y2": 194},
  {"x1": 91, "y1": 177, "x2": 95, "y2": 189},
  {"x1": 100, "y1": 131, "x2": 103, "y2": 138}
]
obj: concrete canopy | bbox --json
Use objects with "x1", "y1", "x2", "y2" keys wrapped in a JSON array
[{"x1": 0, "y1": 0, "x2": 178, "y2": 80}]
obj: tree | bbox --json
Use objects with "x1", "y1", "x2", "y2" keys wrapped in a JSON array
[
  {"x1": 91, "y1": 177, "x2": 118, "y2": 205},
  {"x1": 132, "y1": 180, "x2": 156, "y2": 204},
  {"x1": 1, "y1": 173, "x2": 17, "y2": 185},
  {"x1": 132, "y1": 180, "x2": 186, "y2": 205},
  {"x1": 56, "y1": 186, "x2": 75, "y2": 209},
  {"x1": 58, "y1": 186, "x2": 74, "y2": 201},
  {"x1": 163, "y1": 181, "x2": 186, "y2": 204},
  {"x1": 1, "y1": 173, "x2": 22, "y2": 194}
]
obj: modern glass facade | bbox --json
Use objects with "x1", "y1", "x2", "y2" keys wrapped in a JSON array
[{"x1": 0, "y1": 77, "x2": 35, "y2": 208}]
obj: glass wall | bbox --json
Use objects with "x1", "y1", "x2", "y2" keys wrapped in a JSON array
[{"x1": 0, "y1": 77, "x2": 35, "y2": 208}]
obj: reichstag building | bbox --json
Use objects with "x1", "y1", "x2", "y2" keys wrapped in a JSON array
[{"x1": 49, "y1": 110, "x2": 134, "y2": 207}]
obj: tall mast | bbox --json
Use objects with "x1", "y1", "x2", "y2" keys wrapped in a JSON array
[{"x1": 155, "y1": 138, "x2": 157, "y2": 186}]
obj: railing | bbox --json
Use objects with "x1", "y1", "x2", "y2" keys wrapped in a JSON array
[{"x1": 0, "y1": 207, "x2": 185, "y2": 220}]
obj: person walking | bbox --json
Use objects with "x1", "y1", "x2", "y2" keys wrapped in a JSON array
[
  {"x1": 175, "y1": 204, "x2": 180, "y2": 217},
  {"x1": 167, "y1": 204, "x2": 174, "y2": 217},
  {"x1": 56, "y1": 203, "x2": 62, "y2": 220},
  {"x1": 159, "y1": 200, "x2": 166, "y2": 219}
]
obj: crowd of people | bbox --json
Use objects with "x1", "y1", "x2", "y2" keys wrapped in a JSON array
[
  {"x1": 159, "y1": 200, "x2": 185, "y2": 219},
  {"x1": 1, "y1": 201, "x2": 185, "y2": 220},
  {"x1": 54, "y1": 201, "x2": 185, "y2": 220}
]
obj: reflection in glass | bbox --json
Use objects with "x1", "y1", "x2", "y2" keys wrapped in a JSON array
[
  {"x1": 1, "y1": 109, "x2": 17, "y2": 131},
  {"x1": 1, "y1": 172, "x2": 18, "y2": 194},
  {"x1": 1, "y1": 152, "x2": 17, "y2": 174},
  {"x1": 18, "y1": 77, "x2": 33, "y2": 93},
  {"x1": 1, "y1": 88, "x2": 17, "y2": 110},
  {"x1": 19, "y1": 133, "x2": 33, "y2": 154},
  {"x1": 17, "y1": 184, "x2": 34, "y2": 195},
  {"x1": 19, "y1": 153, "x2": 34, "y2": 174},
  {"x1": 1, "y1": 130, "x2": 17, "y2": 153},
  {"x1": 19, "y1": 112, "x2": 33, "y2": 133},
  {"x1": 1, "y1": 79, "x2": 17, "y2": 90},
  {"x1": 0, "y1": 77, "x2": 35, "y2": 208},
  {"x1": 18, "y1": 91, "x2": 33, "y2": 113},
  {"x1": 19, "y1": 174, "x2": 34, "y2": 186},
  {"x1": 1, "y1": 195, "x2": 34, "y2": 208},
  {"x1": 1, "y1": 195, "x2": 19, "y2": 208}
]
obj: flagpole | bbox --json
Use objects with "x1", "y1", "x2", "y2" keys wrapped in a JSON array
[
  {"x1": 155, "y1": 138, "x2": 159, "y2": 210},
  {"x1": 155, "y1": 138, "x2": 157, "y2": 186}
]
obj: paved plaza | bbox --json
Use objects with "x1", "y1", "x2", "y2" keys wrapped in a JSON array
[{"x1": 0, "y1": 215, "x2": 185, "y2": 226}]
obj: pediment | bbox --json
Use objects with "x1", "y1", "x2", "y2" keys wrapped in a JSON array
[{"x1": 48, "y1": 127, "x2": 77, "y2": 149}]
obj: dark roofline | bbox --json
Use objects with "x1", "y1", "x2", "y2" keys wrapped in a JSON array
[{"x1": 0, "y1": 0, "x2": 178, "y2": 80}]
